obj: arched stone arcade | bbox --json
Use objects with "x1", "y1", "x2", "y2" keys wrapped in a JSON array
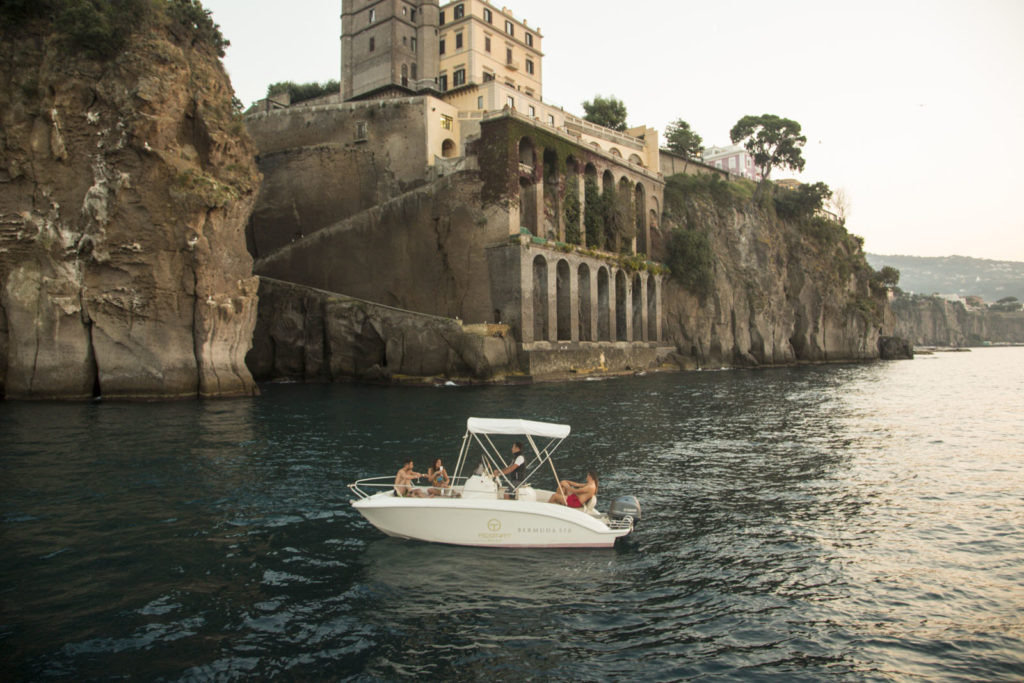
[{"x1": 517, "y1": 248, "x2": 662, "y2": 345}]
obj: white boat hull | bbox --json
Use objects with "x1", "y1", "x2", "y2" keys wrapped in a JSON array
[{"x1": 351, "y1": 491, "x2": 631, "y2": 548}]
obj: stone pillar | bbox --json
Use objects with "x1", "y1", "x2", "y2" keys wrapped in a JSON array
[
  {"x1": 639, "y1": 276, "x2": 649, "y2": 342},
  {"x1": 608, "y1": 269, "x2": 618, "y2": 343},
  {"x1": 546, "y1": 262, "x2": 557, "y2": 343},
  {"x1": 623, "y1": 275, "x2": 633, "y2": 342},
  {"x1": 654, "y1": 275, "x2": 663, "y2": 342}
]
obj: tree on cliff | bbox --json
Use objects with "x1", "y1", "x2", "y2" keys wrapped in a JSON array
[
  {"x1": 991, "y1": 296, "x2": 1022, "y2": 312},
  {"x1": 582, "y1": 95, "x2": 628, "y2": 132},
  {"x1": 266, "y1": 80, "x2": 340, "y2": 105},
  {"x1": 664, "y1": 119, "x2": 704, "y2": 159},
  {"x1": 730, "y1": 114, "x2": 807, "y2": 198},
  {"x1": 870, "y1": 266, "x2": 901, "y2": 292},
  {"x1": 773, "y1": 181, "x2": 832, "y2": 221}
]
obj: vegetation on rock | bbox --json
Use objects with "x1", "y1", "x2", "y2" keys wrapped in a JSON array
[
  {"x1": 1, "y1": 0, "x2": 229, "y2": 59},
  {"x1": 266, "y1": 80, "x2": 341, "y2": 105}
]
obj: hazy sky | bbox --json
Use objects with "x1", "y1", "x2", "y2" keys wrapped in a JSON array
[{"x1": 204, "y1": 0, "x2": 1024, "y2": 262}]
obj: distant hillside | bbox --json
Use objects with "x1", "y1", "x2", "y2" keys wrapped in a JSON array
[{"x1": 866, "y1": 254, "x2": 1024, "y2": 303}]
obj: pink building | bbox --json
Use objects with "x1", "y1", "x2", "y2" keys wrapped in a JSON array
[{"x1": 701, "y1": 144, "x2": 761, "y2": 182}]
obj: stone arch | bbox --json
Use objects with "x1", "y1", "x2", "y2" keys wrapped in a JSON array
[
  {"x1": 634, "y1": 182, "x2": 647, "y2": 255},
  {"x1": 532, "y1": 255, "x2": 548, "y2": 341},
  {"x1": 615, "y1": 270, "x2": 628, "y2": 341},
  {"x1": 617, "y1": 176, "x2": 634, "y2": 253},
  {"x1": 601, "y1": 169, "x2": 614, "y2": 192},
  {"x1": 647, "y1": 274, "x2": 658, "y2": 341},
  {"x1": 628, "y1": 153, "x2": 643, "y2": 166},
  {"x1": 519, "y1": 136, "x2": 536, "y2": 168},
  {"x1": 584, "y1": 163, "x2": 600, "y2": 248},
  {"x1": 632, "y1": 273, "x2": 644, "y2": 341},
  {"x1": 556, "y1": 259, "x2": 571, "y2": 340},
  {"x1": 578, "y1": 263, "x2": 592, "y2": 342},
  {"x1": 442, "y1": 138, "x2": 457, "y2": 158},
  {"x1": 609, "y1": 147, "x2": 622, "y2": 158},
  {"x1": 543, "y1": 148, "x2": 560, "y2": 240},
  {"x1": 597, "y1": 266, "x2": 611, "y2": 341},
  {"x1": 519, "y1": 176, "x2": 536, "y2": 234},
  {"x1": 589, "y1": 141, "x2": 600, "y2": 151},
  {"x1": 564, "y1": 155, "x2": 581, "y2": 244}
]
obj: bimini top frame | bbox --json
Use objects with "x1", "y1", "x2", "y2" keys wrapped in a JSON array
[{"x1": 453, "y1": 417, "x2": 570, "y2": 493}]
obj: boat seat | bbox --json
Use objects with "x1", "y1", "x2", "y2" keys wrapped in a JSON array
[{"x1": 583, "y1": 495, "x2": 596, "y2": 513}]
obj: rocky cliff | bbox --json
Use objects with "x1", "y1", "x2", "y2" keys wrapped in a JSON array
[
  {"x1": 656, "y1": 177, "x2": 893, "y2": 368},
  {"x1": 0, "y1": 4, "x2": 261, "y2": 399},
  {"x1": 890, "y1": 295, "x2": 1024, "y2": 346}
]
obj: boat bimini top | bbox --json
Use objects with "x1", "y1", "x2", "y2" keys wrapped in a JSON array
[{"x1": 455, "y1": 417, "x2": 570, "y2": 494}]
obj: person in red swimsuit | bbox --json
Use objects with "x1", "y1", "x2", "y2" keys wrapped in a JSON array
[{"x1": 549, "y1": 471, "x2": 598, "y2": 508}]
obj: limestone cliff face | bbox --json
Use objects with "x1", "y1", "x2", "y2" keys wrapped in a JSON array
[
  {"x1": 890, "y1": 296, "x2": 1024, "y2": 346},
  {"x1": 658, "y1": 189, "x2": 889, "y2": 368},
  {"x1": 0, "y1": 20, "x2": 260, "y2": 399}
]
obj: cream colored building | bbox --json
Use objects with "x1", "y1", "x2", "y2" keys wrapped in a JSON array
[{"x1": 438, "y1": 0, "x2": 543, "y2": 100}]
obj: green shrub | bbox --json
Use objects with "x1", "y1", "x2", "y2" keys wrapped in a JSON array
[
  {"x1": 666, "y1": 228, "x2": 714, "y2": 298},
  {"x1": 266, "y1": 80, "x2": 341, "y2": 104}
]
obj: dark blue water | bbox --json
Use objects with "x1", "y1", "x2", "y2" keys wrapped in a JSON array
[{"x1": 2, "y1": 349, "x2": 1023, "y2": 680}]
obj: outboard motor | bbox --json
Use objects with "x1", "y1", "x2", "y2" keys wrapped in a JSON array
[{"x1": 609, "y1": 495, "x2": 642, "y2": 525}]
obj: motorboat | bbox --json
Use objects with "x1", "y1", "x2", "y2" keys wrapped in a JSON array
[{"x1": 348, "y1": 417, "x2": 641, "y2": 548}]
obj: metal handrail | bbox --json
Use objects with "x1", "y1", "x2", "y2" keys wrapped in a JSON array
[{"x1": 348, "y1": 475, "x2": 468, "y2": 499}]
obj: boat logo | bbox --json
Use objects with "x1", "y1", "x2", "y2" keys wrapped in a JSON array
[{"x1": 487, "y1": 518, "x2": 502, "y2": 532}]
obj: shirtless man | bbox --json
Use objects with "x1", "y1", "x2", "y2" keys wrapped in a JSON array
[
  {"x1": 394, "y1": 459, "x2": 428, "y2": 497},
  {"x1": 549, "y1": 471, "x2": 598, "y2": 508}
]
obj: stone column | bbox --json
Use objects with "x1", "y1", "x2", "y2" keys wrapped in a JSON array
[
  {"x1": 608, "y1": 269, "x2": 618, "y2": 343},
  {"x1": 639, "y1": 275, "x2": 649, "y2": 342},
  {"x1": 569, "y1": 259, "x2": 580, "y2": 342}
]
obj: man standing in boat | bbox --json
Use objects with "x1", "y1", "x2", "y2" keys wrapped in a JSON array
[
  {"x1": 493, "y1": 441, "x2": 526, "y2": 482},
  {"x1": 549, "y1": 471, "x2": 598, "y2": 508}
]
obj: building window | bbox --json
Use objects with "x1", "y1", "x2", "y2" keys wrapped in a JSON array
[
  {"x1": 482, "y1": 71, "x2": 494, "y2": 81},
  {"x1": 439, "y1": 74, "x2": 448, "y2": 91},
  {"x1": 547, "y1": 114, "x2": 555, "y2": 125},
  {"x1": 411, "y1": 8, "x2": 416, "y2": 22},
  {"x1": 411, "y1": 37, "x2": 416, "y2": 51},
  {"x1": 439, "y1": 10, "x2": 445, "y2": 25},
  {"x1": 477, "y1": 96, "x2": 484, "y2": 109},
  {"x1": 411, "y1": 63, "x2": 417, "y2": 79},
  {"x1": 453, "y1": 68, "x2": 466, "y2": 86},
  {"x1": 369, "y1": 8, "x2": 376, "y2": 23},
  {"x1": 525, "y1": 59, "x2": 534, "y2": 74},
  {"x1": 441, "y1": 114, "x2": 453, "y2": 130},
  {"x1": 506, "y1": 95, "x2": 515, "y2": 108},
  {"x1": 528, "y1": 105, "x2": 535, "y2": 117},
  {"x1": 505, "y1": 20, "x2": 514, "y2": 36},
  {"x1": 439, "y1": 38, "x2": 445, "y2": 54},
  {"x1": 455, "y1": 32, "x2": 463, "y2": 49},
  {"x1": 485, "y1": 35, "x2": 491, "y2": 52},
  {"x1": 453, "y1": 3, "x2": 464, "y2": 19},
  {"x1": 369, "y1": 36, "x2": 375, "y2": 51},
  {"x1": 355, "y1": 121, "x2": 368, "y2": 141},
  {"x1": 402, "y1": 36, "x2": 407, "y2": 45},
  {"x1": 506, "y1": 47, "x2": 513, "y2": 64},
  {"x1": 484, "y1": 8, "x2": 493, "y2": 23},
  {"x1": 525, "y1": 32, "x2": 533, "y2": 47}
]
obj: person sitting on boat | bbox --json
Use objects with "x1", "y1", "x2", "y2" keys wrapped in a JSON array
[
  {"x1": 493, "y1": 441, "x2": 526, "y2": 482},
  {"x1": 394, "y1": 460, "x2": 428, "y2": 497},
  {"x1": 549, "y1": 471, "x2": 598, "y2": 509},
  {"x1": 427, "y1": 458, "x2": 450, "y2": 495}
]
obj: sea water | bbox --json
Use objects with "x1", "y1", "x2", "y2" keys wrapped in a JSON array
[{"x1": 2, "y1": 348, "x2": 1022, "y2": 679}]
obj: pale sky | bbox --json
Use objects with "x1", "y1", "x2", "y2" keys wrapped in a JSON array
[{"x1": 204, "y1": 0, "x2": 1024, "y2": 262}]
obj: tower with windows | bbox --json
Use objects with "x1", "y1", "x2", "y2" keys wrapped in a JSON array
[{"x1": 340, "y1": 0, "x2": 441, "y2": 101}]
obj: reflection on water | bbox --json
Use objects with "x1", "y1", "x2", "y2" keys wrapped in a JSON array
[{"x1": 1, "y1": 348, "x2": 1023, "y2": 680}]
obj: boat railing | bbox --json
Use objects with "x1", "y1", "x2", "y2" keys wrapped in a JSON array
[{"x1": 348, "y1": 475, "x2": 469, "y2": 499}]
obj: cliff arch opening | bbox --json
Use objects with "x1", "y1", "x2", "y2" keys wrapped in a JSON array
[
  {"x1": 632, "y1": 273, "x2": 644, "y2": 341},
  {"x1": 597, "y1": 267, "x2": 611, "y2": 341},
  {"x1": 578, "y1": 263, "x2": 592, "y2": 341},
  {"x1": 556, "y1": 259, "x2": 571, "y2": 341},
  {"x1": 441, "y1": 138, "x2": 457, "y2": 157},
  {"x1": 532, "y1": 255, "x2": 548, "y2": 341},
  {"x1": 615, "y1": 270, "x2": 628, "y2": 341},
  {"x1": 519, "y1": 177, "x2": 536, "y2": 235}
]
